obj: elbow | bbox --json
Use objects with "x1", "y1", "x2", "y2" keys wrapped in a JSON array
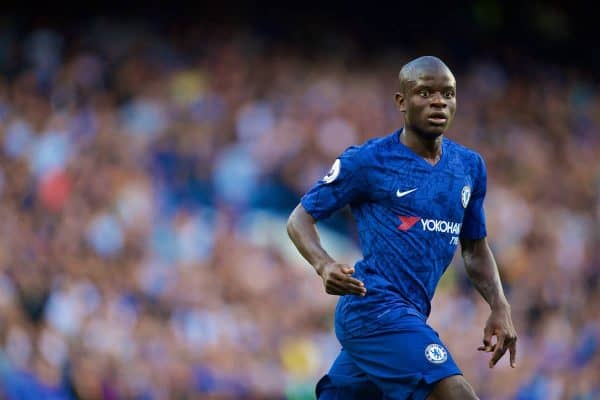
[
  {"x1": 286, "y1": 214, "x2": 296, "y2": 239},
  {"x1": 460, "y1": 247, "x2": 477, "y2": 276},
  {"x1": 460, "y1": 237, "x2": 483, "y2": 266},
  {"x1": 287, "y1": 204, "x2": 314, "y2": 240},
  {"x1": 461, "y1": 248, "x2": 473, "y2": 267}
]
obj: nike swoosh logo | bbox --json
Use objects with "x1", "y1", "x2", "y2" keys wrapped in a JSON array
[{"x1": 396, "y1": 188, "x2": 417, "y2": 197}]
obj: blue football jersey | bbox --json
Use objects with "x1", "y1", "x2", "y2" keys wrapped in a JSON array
[{"x1": 301, "y1": 129, "x2": 487, "y2": 336}]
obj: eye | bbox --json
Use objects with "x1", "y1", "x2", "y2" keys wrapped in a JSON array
[
  {"x1": 443, "y1": 90, "x2": 455, "y2": 99},
  {"x1": 418, "y1": 89, "x2": 429, "y2": 98}
]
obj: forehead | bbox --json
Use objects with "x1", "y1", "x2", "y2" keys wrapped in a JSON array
[{"x1": 410, "y1": 69, "x2": 456, "y2": 88}]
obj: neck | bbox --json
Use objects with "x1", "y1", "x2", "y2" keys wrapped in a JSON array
[{"x1": 400, "y1": 128, "x2": 443, "y2": 165}]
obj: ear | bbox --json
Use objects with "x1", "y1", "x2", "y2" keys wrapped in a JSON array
[{"x1": 394, "y1": 92, "x2": 406, "y2": 112}]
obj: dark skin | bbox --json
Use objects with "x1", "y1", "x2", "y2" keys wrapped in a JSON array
[
  {"x1": 287, "y1": 56, "x2": 517, "y2": 399},
  {"x1": 394, "y1": 56, "x2": 456, "y2": 165}
]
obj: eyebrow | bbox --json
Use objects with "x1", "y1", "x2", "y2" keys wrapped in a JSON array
[{"x1": 413, "y1": 83, "x2": 455, "y2": 91}]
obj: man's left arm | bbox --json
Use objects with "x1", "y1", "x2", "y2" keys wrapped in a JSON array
[{"x1": 460, "y1": 236, "x2": 518, "y2": 368}]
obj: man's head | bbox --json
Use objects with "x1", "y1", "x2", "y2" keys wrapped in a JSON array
[{"x1": 395, "y1": 56, "x2": 456, "y2": 139}]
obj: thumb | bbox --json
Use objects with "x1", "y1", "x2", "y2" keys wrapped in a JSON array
[{"x1": 341, "y1": 266, "x2": 354, "y2": 274}]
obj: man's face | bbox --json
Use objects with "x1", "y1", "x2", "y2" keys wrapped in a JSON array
[{"x1": 395, "y1": 69, "x2": 456, "y2": 138}]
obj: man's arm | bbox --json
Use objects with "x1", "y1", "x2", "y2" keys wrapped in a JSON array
[
  {"x1": 460, "y1": 237, "x2": 517, "y2": 368},
  {"x1": 287, "y1": 204, "x2": 366, "y2": 296}
]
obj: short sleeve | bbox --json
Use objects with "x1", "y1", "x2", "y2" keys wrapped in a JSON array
[
  {"x1": 300, "y1": 146, "x2": 367, "y2": 220},
  {"x1": 460, "y1": 154, "x2": 487, "y2": 240}
]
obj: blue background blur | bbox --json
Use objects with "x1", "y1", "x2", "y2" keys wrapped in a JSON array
[{"x1": 0, "y1": 4, "x2": 598, "y2": 399}]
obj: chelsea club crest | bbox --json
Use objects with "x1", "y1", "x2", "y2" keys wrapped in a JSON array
[
  {"x1": 425, "y1": 343, "x2": 448, "y2": 364},
  {"x1": 461, "y1": 186, "x2": 471, "y2": 208}
]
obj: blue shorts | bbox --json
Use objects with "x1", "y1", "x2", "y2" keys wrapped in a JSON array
[{"x1": 317, "y1": 314, "x2": 462, "y2": 400}]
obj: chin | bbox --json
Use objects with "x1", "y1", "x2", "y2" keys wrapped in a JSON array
[{"x1": 417, "y1": 127, "x2": 445, "y2": 140}]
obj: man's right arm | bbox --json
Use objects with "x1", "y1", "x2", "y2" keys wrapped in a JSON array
[{"x1": 287, "y1": 204, "x2": 366, "y2": 296}]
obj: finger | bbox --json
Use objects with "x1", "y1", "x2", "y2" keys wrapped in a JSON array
[
  {"x1": 331, "y1": 272, "x2": 363, "y2": 287},
  {"x1": 325, "y1": 280, "x2": 346, "y2": 295},
  {"x1": 489, "y1": 347, "x2": 508, "y2": 368},
  {"x1": 477, "y1": 344, "x2": 495, "y2": 352},
  {"x1": 329, "y1": 274, "x2": 366, "y2": 296},
  {"x1": 328, "y1": 280, "x2": 365, "y2": 296},
  {"x1": 327, "y1": 287, "x2": 348, "y2": 296},
  {"x1": 331, "y1": 278, "x2": 365, "y2": 296},
  {"x1": 324, "y1": 284, "x2": 342, "y2": 295},
  {"x1": 509, "y1": 340, "x2": 517, "y2": 368},
  {"x1": 329, "y1": 269, "x2": 351, "y2": 281},
  {"x1": 343, "y1": 283, "x2": 367, "y2": 296},
  {"x1": 489, "y1": 336, "x2": 506, "y2": 368},
  {"x1": 325, "y1": 287, "x2": 342, "y2": 295},
  {"x1": 341, "y1": 275, "x2": 365, "y2": 287},
  {"x1": 482, "y1": 327, "x2": 494, "y2": 352}
]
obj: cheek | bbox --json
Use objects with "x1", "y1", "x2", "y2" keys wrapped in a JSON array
[
  {"x1": 410, "y1": 102, "x2": 427, "y2": 113},
  {"x1": 448, "y1": 102, "x2": 457, "y2": 116}
]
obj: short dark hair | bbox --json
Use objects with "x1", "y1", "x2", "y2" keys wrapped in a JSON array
[{"x1": 398, "y1": 56, "x2": 453, "y2": 93}]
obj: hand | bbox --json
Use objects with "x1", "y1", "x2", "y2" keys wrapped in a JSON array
[
  {"x1": 318, "y1": 262, "x2": 366, "y2": 296},
  {"x1": 478, "y1": 306, "x2": 518, "y2": 368}
]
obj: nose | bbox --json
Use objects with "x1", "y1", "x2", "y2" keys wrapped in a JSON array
[{"x1": 430, "y1": 92, "x2": 447, "y2": 108}]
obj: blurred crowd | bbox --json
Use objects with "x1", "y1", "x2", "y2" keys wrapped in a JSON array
[{"x1": 0, "y1": 21, "x2": 598, "y2": 400}]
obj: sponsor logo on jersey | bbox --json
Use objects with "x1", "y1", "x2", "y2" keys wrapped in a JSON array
[
  {"x1": 420, "y1": 218, "x2": 462, "y2": 234},
  {"x1": 397, "y1": 216, "x2": 421, "y2": 231},
  {"x1": 396, "y1": 188, "x2": 417, "y2": 198},
  {"x1": 425, "y1": 343, "x2": 448, "y2": 364},
  {"x1": 397, "y1": 216, "x2": 461, "y2": 234}
]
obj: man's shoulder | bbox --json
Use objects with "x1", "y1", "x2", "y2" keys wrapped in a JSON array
[
  {"x1": 444, "y1": 137, "x2": 485, "y2": 166},
  {"x1": 343, "y1": 132, "x2": 396, "y2": 161}
]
